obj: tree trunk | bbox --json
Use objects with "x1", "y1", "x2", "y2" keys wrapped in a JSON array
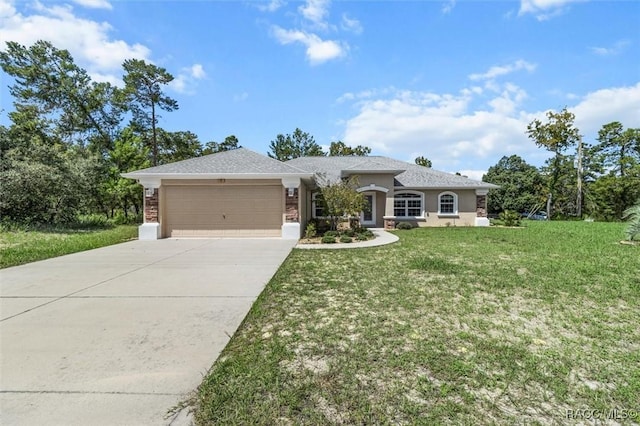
[
  {"x1": 151, "y1": 101, "x2": 157, "y2": 166},
  {"x1": 546, "y1": 193, "x2": 552, "y2": 220},
  {"x1": 576, "y1": 138, "x2": 583, "y2": 218}
]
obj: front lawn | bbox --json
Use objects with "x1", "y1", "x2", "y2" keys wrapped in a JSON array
[
  {"x1": 0, "y1": 225, "x2": 138, "y2": 268},
  {"x1": 193, "y1": 221, "x2": 639, "y2": 425}
]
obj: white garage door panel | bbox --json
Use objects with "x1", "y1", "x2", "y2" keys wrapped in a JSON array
[{"x1": 164, "y1": 185, "x2": 282, "y2": 237}]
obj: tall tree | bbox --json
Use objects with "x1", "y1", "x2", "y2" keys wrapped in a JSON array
[
  {"x1": 526, "y1": 108, "x2": 581, "y2": 218},
  {"x1": 0, "y1": 40, "x2": 124, "y2": 151},
  {"x1": 203, "y1": 135, "x2": 241, "y2": 154},
  {"x1": 595, "y1": 122, "x2": 640, "y2": 178},
  {"x1": 156, "y1": 129, "x2": 203, "y2": 164},
  {"x1": 268, "y1": 128, "x2": 325, "y2": 161},
  {"x1": 482, "y1": 155, "x2": 545, "y2": 214},
  {"x1": 414, "y1": 156, "x2": 432, "y2": 168},
  {"x1": 328, "y1": 141, "x2": 371, "y2": 156},
  {"x1": 122, "y1": 59, "x2": 178, "y2": 166}
]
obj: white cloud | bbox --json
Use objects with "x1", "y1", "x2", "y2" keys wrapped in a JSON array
[
  {"x1": 590, "y1": 39, "x2": 630, "y2": 56},
  {"x1": 458, "y1": 170, "x2": 488, "y2": 181},
  {"x1": 573, "y1": 82, "x2": 640, "y2": 134},
  {"x1": 518, "y1": 0, "x2": 584, "y2": 20},
  {"x1": 0, "y1": 0, "x2": 150, "y2": 81},
  {"x1": 299, "y1": 0, "x2": 330, "y2": 29},
  {"x1": 256, "y1": 0, "x2": 285, "y2": 13},
  {"x1": 271, "y1": 26, "x2": 346, "y2": 64},
  {"x1": 341, "y1": 13, "x2": 362, "y2": 34},
  {"x1": 71, "y1": 0, "x2": 112, "y2": 10},
  {"x1": 469, "y1": 60, "x2": 537, "y2": 81},
  {"x1": 442, "y1": 0, "x2": 456, "y2": 14},
  {"x1": 170, "y1": 63, "x2": 207, "y2": 94},
  {"x1": 339, "y1": 81, "x2": 640, "y2": 172}
]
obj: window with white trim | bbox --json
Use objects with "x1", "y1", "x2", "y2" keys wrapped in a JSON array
[
  {"x1": 438, "y1": 192, "x2": 458, "y2": 215},
  {"x1": 394, "y1": 191, "x2": 423, "y2": 217},
  {"x1": 312, "y1": 192, "x2": 326, "y2": 218}
]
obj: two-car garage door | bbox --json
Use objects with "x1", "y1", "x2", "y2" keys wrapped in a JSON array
[{"x1": 164, "y1": 185, "x2": 283, "y2": 237}]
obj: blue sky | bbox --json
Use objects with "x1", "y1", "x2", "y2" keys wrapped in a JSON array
[{"x1": 1, "y1": 0, "x2": 639, "y2": 179}]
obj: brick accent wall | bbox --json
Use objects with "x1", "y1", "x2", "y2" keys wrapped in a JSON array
[
  {"x1": 285, "y1": 188, "x2": 299, "y2": 223},
  {"x1": 476, "y1": 195, "x2": 487, "y2": 217},
  {"x1": 384, "y1": 218, "x2": 395, "y2": 230},
  {"x1": 144, "y1": 189, "x2": 159, "y2": 223}
]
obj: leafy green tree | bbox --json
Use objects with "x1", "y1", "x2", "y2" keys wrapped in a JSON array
[
  {"x1": 101, "y1": 128, "x2": 150, "y2": 217},
  {"x1": 268, "y1": 128, "x2": 325, "y2": 161},
  {"x1": 595, "y1": 122, "x2": 640, "y2": 177},
  {"x1": 414, "y1": 156, "x2": 432, "y2": 168},
  {"x1": 483, "y1": 155, "x2": 545, "y2": 214},
  {"x1": 203, "y1": 135, "x2": 241, "y2": 154},
  {"x1": 328, "y1": 141, "x2": 371, "y2": 156},
  {"x1": 316, "y1": 175, "x2": 366, "y2": 230},
  {"x1": 156, "y1": 129, "x2": 203, "y2": 164},
  {"x1": 0, "y1": 40, "x2": 124, "y2": 152},
  {"x1": 122, "y1": 59, "x2": 178, "y2": 166},
  {"x1": 526, "y1": 108, "x2": 581, "y2": 218}
]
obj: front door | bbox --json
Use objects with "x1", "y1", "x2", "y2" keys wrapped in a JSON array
[{"x1": 360, "y1": 192, "x2": 376, "y2": 226}]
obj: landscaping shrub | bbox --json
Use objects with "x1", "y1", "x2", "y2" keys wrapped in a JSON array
[
  {"x1": 396, "y1": 222, "x2": 413, "y2": 230},
  {"x1": 498, "y1": 210, "x2": 521, "y2": 227},
  {"x1": 339, "y1": 235, "x2": 352, "y2": 243},
  {"x1": 321, "y1": 235, "x2": 336, "y2": 244},
  {"x1": 344, "y1": 229, "x2": 356, "y2": 237},
  {"x1": 304, "y1": 222, "x2": 317, "y2": 239},
  {"x1": 357, "y1": 229, "x2": 374, "y2": 238},
  {"x1": 310, "y1": 218, "x2": 331, "y2": 234},
  {"x1": 324, "y1": 230, "x2": 339, "y2": 237},
  {"x1": 623, "y1": 199, "x2": 640, "y2": 241}
]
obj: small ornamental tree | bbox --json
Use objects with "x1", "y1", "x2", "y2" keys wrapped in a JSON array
[{"x1": 316, "y1": 175, "x2": 367, "y2": 231}]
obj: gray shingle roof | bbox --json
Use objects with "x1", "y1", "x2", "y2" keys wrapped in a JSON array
[
  {"x1": 123, "y1": 148, "x2": 309, "y2": 176},
  {"x1": 286, "y1": 156, "x2": 498, "y2": 189}
]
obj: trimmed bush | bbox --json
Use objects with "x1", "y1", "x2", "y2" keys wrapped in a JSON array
[
  {"x1": 304, "y1": 222, "x2": 317, "y2": 239},
  {"x1": 339, "y1": 235, "x2": 352, "y2": 243},
  {"x1": 498, "y1": 210, "x2": 521, "y2": 227},
  {"x1": 396, "y1": 222, "x2": 413, "y2": 230},
  {"x1": 321, "y1": 235, "x2": 336, "y2": 244},
  {"x1": 324, "y1": 230, "x2": 339, "y2": 237},
  {"x1": 344, "y1": 229, "x2": 356, "y2": 237}
]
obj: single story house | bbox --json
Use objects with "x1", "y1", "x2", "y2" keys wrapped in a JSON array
[{"x1": 123, "y1": 148, "x2": 498, "y2": 240}]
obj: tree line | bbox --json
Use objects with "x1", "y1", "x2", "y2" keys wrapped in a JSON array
[
  {"x1": 2, "y1": 41, "x2": 636, "y2": 226},
  {"x1": 484, "y1": 108, "x2": 639, "y2": 221}
]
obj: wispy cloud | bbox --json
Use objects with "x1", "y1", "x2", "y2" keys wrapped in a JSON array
[
  {"x1": 255, "y1": 0, "x2": 285, "y2": 13},
  {"x1": 590, "y1": 39, "x2": 630, "y2": 56},
  {"x1": 271, "y1": 26, "x2": 346, "y2": 65},
  {"x1": 71, "y1": 0, "x2": 112, "y2": 10},
  {"x1": 518, "y1": 0, "x2": 585, "y2": 21},
  {"x1": 170, "y1": 63, "x2": 206, "y2": 94},
  {"x1": 468, "y1": 60, "x2": 537, "y2": 81},
  {"x1": 442, "y1": 0, "x2": 456, "y2": 15},
  {"x1": 298, "y1": 0, "x2": 330, "y2": 29},
  {"x1": 341, "y1": 13, "x2": 362, "y2": 34}
]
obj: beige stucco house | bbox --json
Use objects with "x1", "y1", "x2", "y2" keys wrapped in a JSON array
[{"x1": 123, "y1": 148, "x2": 498, "y2": 240}]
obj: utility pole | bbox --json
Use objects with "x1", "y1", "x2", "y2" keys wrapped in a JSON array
[{"x1": 576, "y1": 137, "x2": 583, "y2": 218}]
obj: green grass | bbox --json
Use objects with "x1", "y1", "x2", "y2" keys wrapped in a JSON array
[
  {"x1": 0, "y1": 225, "x2": 138, "y2": 268},
  {"x1": 193, "y1": 221, "x2": 639, "y2": 425}
]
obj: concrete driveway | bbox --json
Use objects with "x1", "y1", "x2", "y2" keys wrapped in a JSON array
[{"x1": 0, "y1": 238, "x2": 296, "y2": 425}]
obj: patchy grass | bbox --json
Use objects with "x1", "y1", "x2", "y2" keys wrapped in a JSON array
[
  {"x1": 0, "y1": 225, "x2": 138, "y2": 268},
  {"x1": 193, "y1": 221, "x2": 639, "y2": 425}
]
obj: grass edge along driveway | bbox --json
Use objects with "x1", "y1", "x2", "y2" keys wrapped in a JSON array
[
  {"x1": 192, "y1": 221, "x2": 639, "y2": 425},
  {"x1": 0, "y1": 225, "x2": 138, "y2": 269}
]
